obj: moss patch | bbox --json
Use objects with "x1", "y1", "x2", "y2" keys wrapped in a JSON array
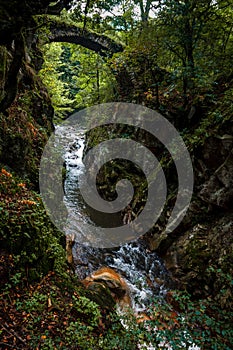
[{"x1": 0, "y1": 166, "x2": 66, "y2": 282}]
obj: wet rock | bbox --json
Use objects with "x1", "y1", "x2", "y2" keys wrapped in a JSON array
[
  {"x1": 148, "y1": 125, "x2": 233, "y2": 312},
  {"x1": 82, "y1": 267, "x2": 132, "y2": 311},
  {"x1": 162, "y1": 215, "x2": 233, "y2": 308},
  {"x1": 199, "y1": 149, "x2": 233, "y2": 208},
  {"x1": 200, "y1": 135, "x2": 233, "y2": 172},
  {"x1": 86, "y1": 282, "x2": 116, "y2": 311}
]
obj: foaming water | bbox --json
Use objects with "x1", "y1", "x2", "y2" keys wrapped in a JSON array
[
  {"x1": 56, "y1": 124, "x2": 173, "y2": 311},
  {"x1": 54, "y1": 124, "x2": 200, "y2": 349},
  {"x1": 73, "y1": 240, "x2": 172, "y2": 312},
  {"x1": 105, "y1": 242, "x2": 170, "y2": 312}
]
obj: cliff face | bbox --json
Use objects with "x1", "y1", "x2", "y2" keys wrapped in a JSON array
[
  {"x1": 0, "y1": 1, "x2": 56, "y2": 185},
  {"x1": 0, "y1": 45, "x2": 54, "y2": 185},
  {"x1": 150, "y1": 85, "x2": 233, "y2": 308},
  {"x1": 0, "y1": 1, "x2": 232, "y2": 310},
  {"x1": 0, "y1": 1, "x2": 66, "y2": 281}
]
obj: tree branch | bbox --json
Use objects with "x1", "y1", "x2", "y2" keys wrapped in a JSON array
[
  {"x1": 47, "y1": 0, "x2": 72, "y2": 15},
  {"x1": 2, "y1": 323, "x2": 26, "y2": 345},
  {"x1": 0, "y1": 33, "x2": 25, "y2": 112}
]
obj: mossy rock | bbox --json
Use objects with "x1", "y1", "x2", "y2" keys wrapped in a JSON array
[
  {"x1": 0, "y1": 166, "x2": 67, "y2": 284},
  {"x1": 86, "y1": 282, "x2": 116, "y2": 311},
  {"x1": 163, "y1": 214, "x2": 233, "y2": 309}
]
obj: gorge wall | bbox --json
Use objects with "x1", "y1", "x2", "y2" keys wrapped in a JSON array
[{"x1": 0, "y1": 0, "x2": 232, "y2": 311}]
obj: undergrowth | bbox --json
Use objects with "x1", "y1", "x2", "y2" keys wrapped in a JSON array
[{"x1": 0, "y1": 272, "x2": 232, "y2": 349}]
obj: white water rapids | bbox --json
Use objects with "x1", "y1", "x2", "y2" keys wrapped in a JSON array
[
  {"x1": 55, "y1": 124, "x2": 200, "y2": 350},
  {"x1": 56, "y1": 124, "x2": 172, "y2": 311}
]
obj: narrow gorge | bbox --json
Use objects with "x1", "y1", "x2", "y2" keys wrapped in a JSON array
[{"x1": 0, "y1": 1, "x2": 232, "y2": 349}]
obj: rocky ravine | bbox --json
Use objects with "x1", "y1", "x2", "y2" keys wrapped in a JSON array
[{"x1": 151, "y1": 117, "x2": 233, "y2": 308}]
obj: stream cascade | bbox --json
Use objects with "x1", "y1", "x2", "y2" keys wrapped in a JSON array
[{"x1": 56, "y1": 124, "x2": 173, "y2": 313}]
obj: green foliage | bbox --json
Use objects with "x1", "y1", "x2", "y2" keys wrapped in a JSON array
[
  {"x1": 37, "y1": 0, "x2": 233, "y2": 117},
  {"x1": 16, "y1": 291, "x2": 48, "y2": 312},
  {"x1": 7, "y1": 282, "x2": 233, "y2": 349},
  {"x1": 39, "y1": 42, "x2": 116, "y2": 118},
  {"x1": 39, "y1": 42, "x2": 75, "y2": 121},
  {"x1": 1, "y1": 1, "x2": 233, "y2": 349},
  {"x1": 0, "y1": 89, "x2": 51, "y2": 184},
  {"x1": 72, "y1": 294, "x2": 101, "y2": 328},
  {"x1": 0, "y1": 167, "x2": 66, "y2": 282},
  {"x1": 70, "y1": 0, "x2": 137, "y2": 32},
  {"x1": 69, "y1": 45, "x2": 116, "y2": 108},
  {"x1": 183, "y1": 85, "x2": 233, "y2": 150},
  {"x1": 106, "y1": 290, "x2": 233, "y2": 350}
]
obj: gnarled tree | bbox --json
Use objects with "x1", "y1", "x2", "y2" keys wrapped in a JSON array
[{"x1": 0, "y1": 0, "x2": 125, "y2": 111}]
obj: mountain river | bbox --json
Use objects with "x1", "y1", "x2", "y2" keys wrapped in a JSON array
[{"x1": 55, "y1": 124, "x2": 173, "y2": 313}]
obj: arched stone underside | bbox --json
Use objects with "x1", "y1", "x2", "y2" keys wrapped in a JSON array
[
  {"x1": 49, "y1": 22, "x2": 123, "y2": 57},
  {"x1": 48, "y1": 21, "x2": 132, "y2": 100}
]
